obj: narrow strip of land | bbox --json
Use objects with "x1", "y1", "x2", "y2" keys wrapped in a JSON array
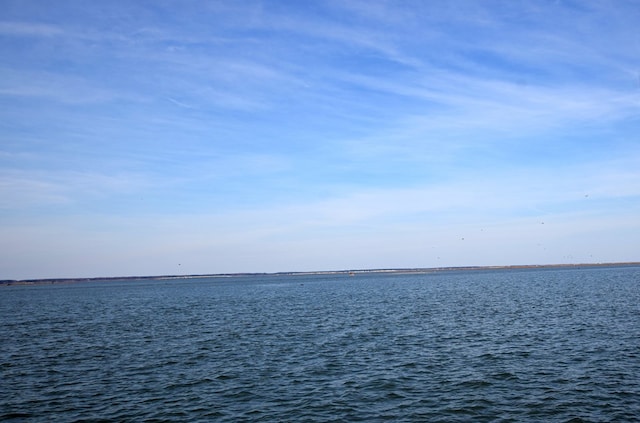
[{"x1": 2, "y1": 262, "x2": 639, "y2": 286}]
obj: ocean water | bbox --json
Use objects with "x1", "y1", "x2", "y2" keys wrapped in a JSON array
[{"x1": 2, "y1": 266, "x2": 639, "y2": 422}]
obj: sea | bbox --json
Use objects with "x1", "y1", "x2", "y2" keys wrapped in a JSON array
[{"x1": 1, "y1": 265, "x2": 639, "y2": 422}]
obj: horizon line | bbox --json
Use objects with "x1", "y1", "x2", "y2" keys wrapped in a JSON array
[{"x1": 3, "y1": 261, "x2": 640, "y2": 285}]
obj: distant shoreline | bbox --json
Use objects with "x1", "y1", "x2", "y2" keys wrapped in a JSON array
[{"x1": 2, "y1": 262, "x2": 639, "y2": 286}]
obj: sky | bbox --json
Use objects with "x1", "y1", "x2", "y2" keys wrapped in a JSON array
[{"x1": 1, "y1": 0, "x2": 639, "y2": 279}]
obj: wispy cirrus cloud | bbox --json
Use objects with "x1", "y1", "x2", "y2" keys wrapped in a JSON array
[
  {"x1": 0, "y1": 68, "x2": 140, "y2": 104},
  {"x1": 0, "y1": 168, "x2": 152, "y2": 211},
  {"x1": 0, "y1": 21, "x2": 63, "y2": 37}
]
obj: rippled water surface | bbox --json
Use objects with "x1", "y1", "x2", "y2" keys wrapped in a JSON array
[{"x1": 2, "y1": 266, "x2": 640, "y2": 422}]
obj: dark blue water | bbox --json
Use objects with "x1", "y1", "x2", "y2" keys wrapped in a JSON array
[{"x1": 2, "y1": 266, "x2": 640, "y2": 422}]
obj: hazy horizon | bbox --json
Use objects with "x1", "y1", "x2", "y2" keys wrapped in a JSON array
[
  {"x1": 6, "y1": 261, "x2": 640, "y2": 284},
  {"x1": 2, "y1": 1, "x2": 639, "y2": 280}
]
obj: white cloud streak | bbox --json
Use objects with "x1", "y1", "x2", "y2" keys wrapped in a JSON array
[{"x1": 0, "y1": 21, "x2": 63, "y2": 37}]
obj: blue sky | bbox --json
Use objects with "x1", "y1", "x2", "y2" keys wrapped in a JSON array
[{"x1": 1, "y1": 0, "x2": 639, "y2": 279}]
